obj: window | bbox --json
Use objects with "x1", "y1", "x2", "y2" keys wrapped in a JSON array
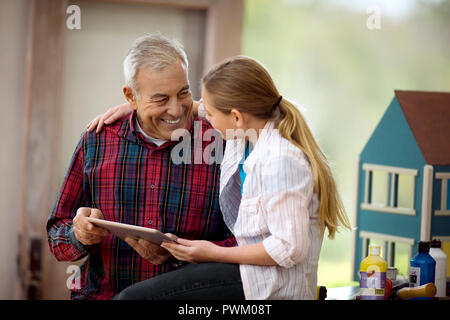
[
  {"x1": 361, "y1": 163, "x2": 417, "y2": 215},
  {"x1": 435, "y1": 173, "x2": 450, "y2": 216},
  {"x1": 370, "y1": 170, "x2": 389, "y2": 207},
  {"x1": 397, "y1": 174, "x2": 415, "y2": 209},
  {"x1": 392, "y1": 242, "x2": 411, "y2": 276}
]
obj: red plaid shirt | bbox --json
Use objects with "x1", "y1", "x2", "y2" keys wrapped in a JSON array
[{"x1": 47, "y1": 111, "x2": 235, "y2": 299}]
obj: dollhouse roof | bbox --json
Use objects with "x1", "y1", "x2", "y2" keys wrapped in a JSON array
[{"x1": 395, "y1": 90, "x2": 450, "y2": 165}]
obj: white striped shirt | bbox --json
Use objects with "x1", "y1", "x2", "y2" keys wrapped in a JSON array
[{"x1": 219, "y1": 120, "x2": 323, "y2": 300}]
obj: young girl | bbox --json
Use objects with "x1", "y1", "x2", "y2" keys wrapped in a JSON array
[{"x1": 88, "y1": 56, "x2": 351, "y2": 300}]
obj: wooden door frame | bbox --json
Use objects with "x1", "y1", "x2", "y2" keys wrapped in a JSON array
[{"x1": 19, "y1": 0, "x2": 243, "y2": 299}]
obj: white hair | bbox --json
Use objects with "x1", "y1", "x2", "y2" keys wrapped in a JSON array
[{"x1": 123, "y1": 33, "x2": 189, "y2": 96}]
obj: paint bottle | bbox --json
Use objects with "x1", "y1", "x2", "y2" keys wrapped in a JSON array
[
  {"x1": 409, "y1": 241, "x2": 436, "y2": 299},
  {"x1": 429, "y1": 239, "x2": 447, "y2": 298},
  {"x1": 360, "y1": 245, "x2": 387, "y2": 300}
]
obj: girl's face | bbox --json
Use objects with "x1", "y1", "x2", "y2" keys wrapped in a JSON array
[{"x1": 201, "y1": 87, "x2": 239, "y2": 140}]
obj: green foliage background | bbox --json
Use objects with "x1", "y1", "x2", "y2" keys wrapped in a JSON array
[{"x1": 242, "y1": 0, "x2": 450, "y2": 287}]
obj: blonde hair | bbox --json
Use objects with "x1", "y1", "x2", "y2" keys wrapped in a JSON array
[{"x1": 202, "y1": 56, "x2": 351, "y2": 239}]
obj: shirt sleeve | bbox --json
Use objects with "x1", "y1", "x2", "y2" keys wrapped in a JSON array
[
  {"x1": 261, "y1": 154, "x2": 314, "y2": 268},
  {"x1": 46, "y1": 133, "x2": 90, "y2": 261}
]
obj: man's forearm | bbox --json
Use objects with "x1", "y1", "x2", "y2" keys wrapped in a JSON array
[{"x1": 47, "y1": 218, "x2": 89, "y2": 262}]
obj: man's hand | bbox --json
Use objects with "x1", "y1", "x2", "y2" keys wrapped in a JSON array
[
  {"x1": 73, "y1": 207, "x2": 108, "y2": 246},
  {"x1": 124, "y1": 236, "x2": 174, "y2": 265}
]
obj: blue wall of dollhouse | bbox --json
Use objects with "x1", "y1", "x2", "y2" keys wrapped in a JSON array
[{"x1": 354, "y1": 96, "x2": 426, "y2": 280}]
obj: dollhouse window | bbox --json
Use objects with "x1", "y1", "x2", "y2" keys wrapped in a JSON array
[
  {"x1": 361, "y1": 163, "x2": 417, "y2": 215},
  {"x1": 397, "y1": 174, "x2": 415, "y2": 209},
  {"x1": 435, "y1": 173, "x2": 450, "y2": 216},
  {"x1": 370, "y1": 170, "x2": 389, "y2": 207}
]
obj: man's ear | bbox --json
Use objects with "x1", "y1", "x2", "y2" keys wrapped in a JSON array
[
  {"x1": 230, "y1": 109, "x2": 245, "y2": 128},
  {"x1": 123, "y1": 86, "x2": 138, "y2": 109}
]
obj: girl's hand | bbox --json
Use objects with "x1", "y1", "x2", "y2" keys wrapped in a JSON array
[
  {"x1": 86, "y1": 102, "x2": 134, "y2": 133},
  {"x1": 161, "y1": 238, "x2": 221, "y2": 263},
  {"x1": 192, "y1": 100, "x2": 200, "y2": 116}
]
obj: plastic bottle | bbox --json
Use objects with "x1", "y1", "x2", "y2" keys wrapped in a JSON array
[
  {"x1": 429, "y1": 239, "x2": 447, "y2": 298},
  {"x1": 360, "y1": 245, "x2": 387, "y2": 300},
  {"x1": 409, "y1": 241, "x2": 436, "y2": 300}
]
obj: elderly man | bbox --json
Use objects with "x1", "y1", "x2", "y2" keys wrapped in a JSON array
[{"x1": 47, "y1": 34, "x2": 236, "y2": 300}]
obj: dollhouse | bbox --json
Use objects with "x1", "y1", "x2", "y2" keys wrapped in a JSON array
[{"x1": 353, "y1": 90, "x2": 450, "y2": 280}]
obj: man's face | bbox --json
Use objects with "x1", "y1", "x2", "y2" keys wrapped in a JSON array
[{"x1": 127, "y1": 61, "x2": 193, "y2": 140}]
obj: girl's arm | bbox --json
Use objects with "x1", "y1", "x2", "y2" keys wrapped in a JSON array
[
  {"x1": 162, "y1": 155, "x2": 314, "y2": 268},
  {"x1": 161, "y1": 238, "x2": 277, "y2": 266},
  {"x1": 86, "y1": 100, "x2": 202, "y2": 133}
]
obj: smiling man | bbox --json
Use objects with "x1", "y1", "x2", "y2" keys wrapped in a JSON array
[
  {"x1": 123, "y1": 49, "x2": 193, "y2": 141},
  {"x1": 46, "y1": 34, "x2": 236, "y2": 300}
]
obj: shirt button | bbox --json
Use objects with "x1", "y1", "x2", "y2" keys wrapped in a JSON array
[
  {"x1": 148, "y1": 220, "x2": 153, "y2": 225},
  {"x1": 150, "y1": 184, "x2": 155, "y2": 189}
]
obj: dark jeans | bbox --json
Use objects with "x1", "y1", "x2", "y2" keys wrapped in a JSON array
[{"x1": 114, "y1": 262, "x2": 245, "y2": 300}]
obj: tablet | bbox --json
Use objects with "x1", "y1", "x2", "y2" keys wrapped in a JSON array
[{"x1": 86, "y1": 217, "x2": 177, "y2": 245}]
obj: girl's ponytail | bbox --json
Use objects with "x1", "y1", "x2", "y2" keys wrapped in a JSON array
[{"x1": 277, "y1": 99, "x2": 351, "y2": 239}]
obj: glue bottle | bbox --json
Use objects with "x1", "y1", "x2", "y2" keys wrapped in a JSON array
[
  {"x1": 429, "y1": 239, "x2": 447, "y2": 298},
  {"x1": 409, "y1": 241, "x2": 436, "y2": 299},
  {"x1": 360, "y1": 245, "x2": 387, "y2": 300}
]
